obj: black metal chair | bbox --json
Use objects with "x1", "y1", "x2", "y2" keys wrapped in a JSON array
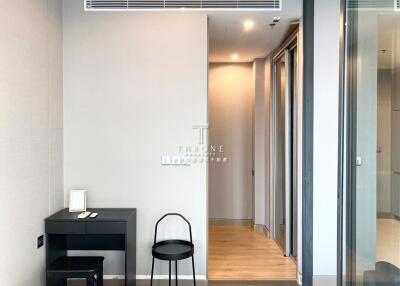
[
  {"x1": 364, "y1": 261, "x2": 400, "y2": 286},
  {"x1": 150, "y1": 213, "x2": 196, "y2": 286},
  {"x1": 46, "y1": 256, "x2": 104, "y2": 286}
]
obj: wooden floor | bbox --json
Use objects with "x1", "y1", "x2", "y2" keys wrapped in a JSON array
[
  {"x1": 208, "y1": 226, "x2": 297, "y2": 281},
  {"x1": 377, "y1": 218, "x2": 400, "y2": 268}
]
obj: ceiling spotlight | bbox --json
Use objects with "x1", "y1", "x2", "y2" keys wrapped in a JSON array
[
  {"x1": 231, "y1": 53, "x2": 239, "y2": 61},
  {"x1": 273, "y1": 16, "x2": 281, "y2": 23},
  {"x1": 243, "y1": 19, "x2": 255, "y2": 31}
]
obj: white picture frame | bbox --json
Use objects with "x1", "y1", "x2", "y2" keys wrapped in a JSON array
[{"x1": 69, "y1": 190, "x2": 88, "y2": 212}]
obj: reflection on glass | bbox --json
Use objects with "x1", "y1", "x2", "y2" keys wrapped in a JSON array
[
  {"x1": 343, "y1": 2, "x2": 400, "y2": 286},
  {"x1": 275, "y1": 55, "x2": 287, "y2": 252}
]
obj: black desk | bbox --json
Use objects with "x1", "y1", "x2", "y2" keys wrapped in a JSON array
[{"x1": 45, "y1": 208, "x2": 136, "y2": 286}]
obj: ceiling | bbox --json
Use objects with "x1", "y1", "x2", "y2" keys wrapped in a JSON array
[{"x1": 208, "y1": 0, "x2": 302, "y2": 63}]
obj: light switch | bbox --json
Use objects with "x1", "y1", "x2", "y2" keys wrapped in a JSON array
[
  {"x1": 161, "y1": 156, "x2": 171, "y2": 165},
  {"x1": 356, "y1": 156, "x2": 362, "y2": 166},
  {"x1": 172, "y1": 156, "x2": 180, "y2": 165},
  {"x1": 162, "y1": 156, "x2": 191, "y2": 166},
  {"x1": 180, "y1": 157, "x2": 191, "y2": 166}
]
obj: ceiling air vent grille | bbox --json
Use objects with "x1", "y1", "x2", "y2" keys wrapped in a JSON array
[
  {"x1": 347, "y1": 0, "x2": 398, "y2": 9},
  {"x1": 85, "y1": 0, "x2": 281, "y2": 10}
]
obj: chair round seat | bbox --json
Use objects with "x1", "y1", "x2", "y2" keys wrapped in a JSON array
[{"x1": 152, "y1": 239, "x2": 194, "y2": 261}]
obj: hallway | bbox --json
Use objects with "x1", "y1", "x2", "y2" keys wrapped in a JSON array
[{"x1": 208, "y1": 226, "x2": 297, "y2": 281}]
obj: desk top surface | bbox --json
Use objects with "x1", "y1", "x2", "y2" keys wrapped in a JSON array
[{"x1": 46, "y1": 208, "x2": 136, "y2": 222}]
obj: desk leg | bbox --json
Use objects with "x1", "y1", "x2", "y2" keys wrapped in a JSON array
[
  {"x1": 46, "y1": 234, "x2": 67, "y2": 286},
  {"x1": 126, "y1": 216, "x2": 136, "y2": 286},
  {"x1": 98, "y1": 261, "x2": 104, "y2": 286},
  {"x1": 175, "y1": 260, "x2": 178, "y2": 286}
]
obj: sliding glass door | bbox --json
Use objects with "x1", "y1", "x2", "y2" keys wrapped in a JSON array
[
  {"x1": 272, "y1": 40, "x2": 298, "y2": 258},
  {"x1": 341, "y1": 1, "x2": 400, "y2": 285},
  {"x1": 274, "y1": 51, "x2": 288, "y2": 253}
]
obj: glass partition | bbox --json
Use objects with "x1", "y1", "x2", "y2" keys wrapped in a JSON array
[{"x1": 342, "y1": 1, "x2": 400, "y2": 286}]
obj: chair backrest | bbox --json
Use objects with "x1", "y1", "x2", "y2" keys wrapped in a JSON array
[
  {"x1": 153, "y1": 213, "x2": 193, "y2": 244},
  {"x1": 376, "y1": 261, "x2": 400, "y2": 283}
]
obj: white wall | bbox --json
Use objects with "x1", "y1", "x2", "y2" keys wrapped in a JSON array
[
  {"x1": 208, "y1": 63, "x2": 253, "y2": 220},
  {"x1": 313, "y1": 0, "x2": 340, "y2": 282},
  {"x1": 63, "y1": 0, "x2": 208, "y2": 277},
  {"x1": 253, "y1": 58, "x2": 266, "y2": 225},
  {"x1": 49, "y1": 0, "x2": 64, "y2": 213},
  {"x1": 0, "y1": 0, "x2": 63, "y2": 284}
]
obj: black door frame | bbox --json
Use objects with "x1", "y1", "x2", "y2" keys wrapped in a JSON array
[
  {"x1": 302, "y1": 0, "x2": 314, "y2": 285},
  {"x1": 337, "y1": 0, "x2": 347, "y2": 285}
]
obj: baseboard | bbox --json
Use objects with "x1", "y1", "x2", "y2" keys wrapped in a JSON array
[
  {"x1": 297, "y1": 272, "x2": 302, "y2": 285},
  {"x1": 209, "y1": 218, "x2": 252, "y2": 227},
  {"x1": 377, "y1": 212, "x2": 400, "y2": 220},
  {"x1": 263, "y1": 225, "x2": 270, "y2": 238},
  {"x1": 313, "y1": 275, "x2": 336, "y2": 286},
  {"x1": 253, "y1": 224, "x2": 264, "y2": 232},
  {"x1": 252, "y1": 224, "x2": 270, "y2": 239}
]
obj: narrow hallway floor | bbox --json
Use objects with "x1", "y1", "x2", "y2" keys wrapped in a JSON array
[
  {"x1": 208, "y1": 226, "x2": 297, "y2": 281},
  {"x1": 377, "y1": 218, "x2": 400, "y2": 268}
]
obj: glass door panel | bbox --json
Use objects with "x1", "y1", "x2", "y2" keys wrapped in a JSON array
[
  {"x1": 273, "y1": 45, "x2": 298, "y2": 258},
  {"x1": 342, "y1": 2, "x2": 400, "y2": 285},
  {"x1": 290, "y1": 46, "x2": 298, "y2": 259},
  {"x1": 274, "y1": 52, "x2": 288, "y2": 253}
]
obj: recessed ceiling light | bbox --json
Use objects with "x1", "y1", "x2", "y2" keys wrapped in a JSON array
[
  {"x1": 231, "y1": 53, "x2": 239, "y2": 61},
  {"x1": 243, "y1": 19, "x2": 255, "y2": 31},
  {"x1": 273, "y1": 16, "x2": 281, "y2": 23}
]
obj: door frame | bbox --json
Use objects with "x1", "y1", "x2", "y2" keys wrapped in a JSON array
[
  {"x1": 302, "y1": 0, "x2": 315, "y2": 285},
  {"x1": 205, "y1": 1, "x2": 315, "y2": 283},
  {"x1": 271, "y1": 49, "x2": 290, "y2": 253}
]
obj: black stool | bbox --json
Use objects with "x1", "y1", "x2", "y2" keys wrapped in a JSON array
[
  {"x1": 363, "y1": 261, "x2": 400, "y2": 286},
  {"x1": 46, "y1": 256, "x2": 104, "y2": 286},
  {"x1": 150, "y1": 213, "x2": 196, "y2": 286}
]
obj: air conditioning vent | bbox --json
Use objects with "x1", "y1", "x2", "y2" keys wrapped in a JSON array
[
  {"x1": 347, "y1": 0, "x2": 398, "y2": 9},
  {"x1": 165, "y1": 0, "x2": 202, "y2": 8},
  {"x1": 85, "y1": 0, "x2": 281, "y2": 10}
]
